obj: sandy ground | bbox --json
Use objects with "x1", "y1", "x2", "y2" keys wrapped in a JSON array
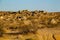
[
  {"x1": 36, "y1": 27, "x2": 60, "y2": 40},
  {"x1": 0, "y1": 27, "x2": 60, "y2": 40}
]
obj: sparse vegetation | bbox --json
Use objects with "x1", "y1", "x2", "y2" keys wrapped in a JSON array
[{"x1": 0, "y1": 10, "x2": 60, "y2": 40}]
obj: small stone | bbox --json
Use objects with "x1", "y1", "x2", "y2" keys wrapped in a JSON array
[
  {"x1": 51, "y1": 19, "x2": 57, "y2": 24},
  {"x1": 0, "y1": 16, "x2": 4, "y2": 19}
]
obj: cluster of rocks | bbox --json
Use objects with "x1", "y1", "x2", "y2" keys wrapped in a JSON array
[{"x1": 0, "y1": 10, "x2": 60, "y2": 35}]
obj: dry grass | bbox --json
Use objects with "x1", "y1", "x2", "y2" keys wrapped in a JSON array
[{"x1": 0, "y1": 10, "x2": 60, "y2": 40}]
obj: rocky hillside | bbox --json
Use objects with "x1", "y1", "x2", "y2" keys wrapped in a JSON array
[{"x1": 0, "y1": 10, "x2": 60, "y2": 40}]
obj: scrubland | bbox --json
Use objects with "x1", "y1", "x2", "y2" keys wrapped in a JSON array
[{"x1": 0, "y1": 10, "x2": 60, "y2": 40}]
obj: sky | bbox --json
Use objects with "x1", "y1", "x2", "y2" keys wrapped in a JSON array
[{"x1": 0, "y1": 0, "x2": 60, "y2": 12}]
